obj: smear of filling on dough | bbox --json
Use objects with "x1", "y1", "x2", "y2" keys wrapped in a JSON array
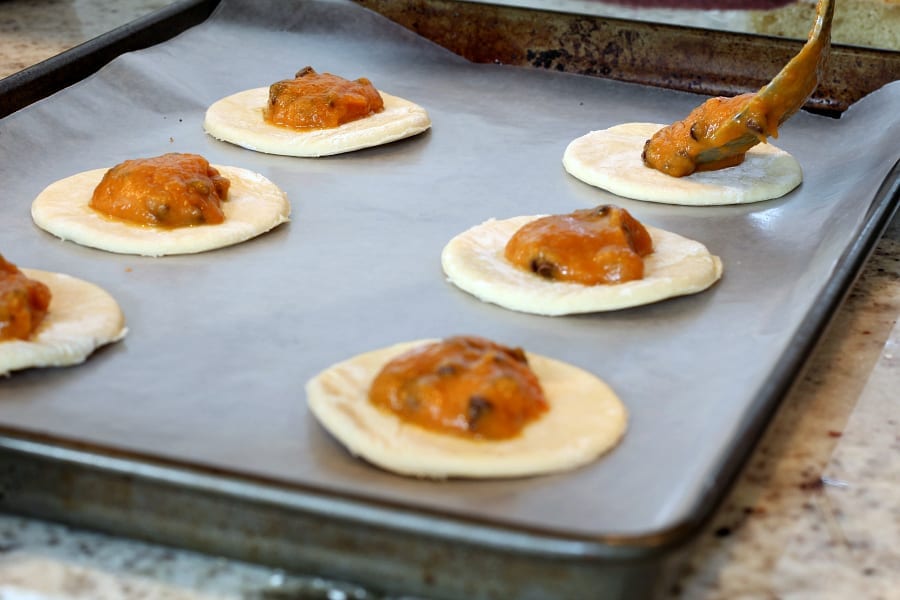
[
  {"x1": 264, "y1": 66, "x2": 384, "y2": 130},
  {"x1": 504, "y1": 205, "x2": 654, "y2": 285},
  {"x1": 90, "y1": 153, "x2": 230, "y2": 228},
  {"x1": 642, "y1": 16, "x2": 827, "y2": 177},
  {"x1": 368, "y1": 336, "x2": 548, "y2": 440},
  {"x1": 0, "y1": 255, "x2": 51, "y2": 341},
  {"x1": 642, "y1": 94, "x2": 762, "y2": 177}
]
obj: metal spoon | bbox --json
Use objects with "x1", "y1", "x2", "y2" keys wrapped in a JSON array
[{"x1": 643, "y1": 0, "x2": 834, "y2": 176}]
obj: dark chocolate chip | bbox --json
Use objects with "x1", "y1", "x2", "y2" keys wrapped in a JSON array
[
  {"x1": 507, "y1": 347, "x2": 528, "y2": 364},
  {"x1": 436, "y1": 364, "x2": 458, "y2": 376},
  {"x1": 530, "y1": 257, "x2": 557, "y2": 279},
  {"x1": 467, "y1": 395, "x2": 494, "y2": 429}
]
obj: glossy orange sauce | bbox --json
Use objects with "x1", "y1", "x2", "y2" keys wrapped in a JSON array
[
  {"x1": 369, "y1": 336, "x2": 548, "y2": 440},
  {"x1": 642, "y1": 23, "x2": 828, "y2": 177},
  {"x1": 0, "y1": 255, "x2": 51, "y2": 341},
  {"x1": 504, "y1": 205, "x2": 654, "y2": 285},
  {"x1": 90, "y1": 153, "x2": 230, "y2": 228},
  {"x1": 264, "y1": 67, "x2": 384, "y2": 130},
  {"x1": 642, "y1": 93, "x2": 758, "y2": 177}
]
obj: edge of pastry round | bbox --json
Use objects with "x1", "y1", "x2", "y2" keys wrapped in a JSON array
[
  {"x1": 31, "y1": 165, "x2": 291, "y2": 256},
  {"x1": 562, "y1": 122, "x2": 802, "y2": 205},
  {"x1": 306, "y1": 339, "x2": 628, "y2": 479},
  {"x1": 0, "y1": 269, "x2": 127, "y2": 376},
  {"x1": 441, "y1": 215, "x2": 723, "y2": 316},
  {"x1": 203, "y1": 88, "x2": 432, "y2": 157}
]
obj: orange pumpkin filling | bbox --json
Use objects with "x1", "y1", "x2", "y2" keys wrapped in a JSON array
[
  {"x1": 264, "y1": 66, "x2": 384, "y2": 130},
  {"x1": 642, "y1": 94, "x2": 758, "y2": 177},
  {"x1": 369, "y1": 336, "x2": 548, "y2": 440},
  {"x1": 642, "y1": 27, "x2": 825, "y2": 178},
  {"x1": 90, "y1": 153, "x2": 230, "y2": 228},
  {"x1": 0, "y1": 255, "x2": 52, "y2": 341},
  {"x1": 504, "y1": 205, "x2": 654, "y2": 285}
]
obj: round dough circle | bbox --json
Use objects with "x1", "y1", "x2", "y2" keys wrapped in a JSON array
[
  {"x1": 31, "y1": 165, "x2": 290, "y2": 256},
  {"x1": 1, "y1": 269, "x2": 127, "y2": 376},
  {"x1": 563, "y1": 122, "x2": 802, "y2": 205},
  {"x1": 306, "y1": 339, "x2": 628, "y2": 479},
  {"x1": 203, "y1": 87, "x2": 431, "y2": 157},
  {"x1": 441, "y1": 215, "x2": 723, "y2": 316}
]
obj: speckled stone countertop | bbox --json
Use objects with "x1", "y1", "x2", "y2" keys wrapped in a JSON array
[{"x1": 1, "y1": 1, "x2": 898, "y2": 598}]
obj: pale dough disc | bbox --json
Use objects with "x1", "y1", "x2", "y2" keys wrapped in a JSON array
[
  {"x1": 203, "y1": 88, "x2": 431, "y2": 157},
  {"x1": 563, "y1": 122, "x2": 802, "y2": 205},
  {"x1": 441, "y1": 215, "x2": 723, "y2": 316},
  {"x1": 31, "y1": 165, "x2": 290, "y2": 257},
  {"x1": 306, "y1": 339, "x2": 627, "y2": 479},
  {"x1": 1, "y1": 269, "x2": 127, "y2": 376}
]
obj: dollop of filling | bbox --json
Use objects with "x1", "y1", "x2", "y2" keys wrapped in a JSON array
[
  {"x1": 90, "y1": 153, "x2": 230, "y2": 228},
  {"x1": 642, "y1": 94, "x2": 763, "y2": 177},
  {"x1": 504, "y1": 205, "x2": 654, "y2": 285},
  {"x1": 641, "y1": 19, "x2": 826, "y2": 179},
  {"x1": 0, "y1": 255, "x2": 52, "y2": 341},
  {"x1": 264, "y1": 66, "x2": 384, "y2": 130},
  {"x1": 369, "y1": 336, "x2": 548, "y2": 440}
]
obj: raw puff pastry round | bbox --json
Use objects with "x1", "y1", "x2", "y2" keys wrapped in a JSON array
[
  {"x1": 1, "y1": 269, "x2": 126, "y2": 376},
  {"x1": 442, "y1": 215, "x2": 723, "y2": 316},
  {"x1": 203, "y1": 87, "x2": 431, "y2": 157},
  {"x1": 563, "y1": 122, "x2": 802, "y2": 205},
  {"x1": 306, "y1": 339, "x2": 627, "y2": 479},
  {"x1": 31, "y1": 165, "x2": 290, "y2": 257}
]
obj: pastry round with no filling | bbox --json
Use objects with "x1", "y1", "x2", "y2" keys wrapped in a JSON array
[
  {"x1": 306, "y1": 338, "x2": 627, "y2": 479},
  {"x1": 204, "y1": 69, "x2": 431, "y2": 157},
  {"x1": 563, "y1": 122, "x2": 802, "y2": 205},
  {"x1": 442, "y1": 210, "x2": 722, "y2": 316},
  {"x1": 31, "y1": 157, "x2": 290, "y2": 257},
  {"x1": 0, "y1": 267, "x2": 126, "y2": 376}
]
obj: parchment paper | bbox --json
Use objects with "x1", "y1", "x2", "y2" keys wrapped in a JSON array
[{"x1": 1, "y1": 0, "x2": 898, "y2": 545}]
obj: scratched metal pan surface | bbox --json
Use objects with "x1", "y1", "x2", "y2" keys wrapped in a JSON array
[{"x1": 1, "y1": 0, "x2": 898, "y2": 552}]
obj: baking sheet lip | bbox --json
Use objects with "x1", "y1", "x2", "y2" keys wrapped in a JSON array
[
  {"x1": 0, "y1": 430, "x2": 686, "y2": 560},
  {"x1": 1, "y1": 0, "x2": 896, "y2": 561},
  {"x1": 454, "y1": 0, "x2": 900, "y2": 55},
  {"x1": 0, "y1": 0, "x2": 220, "y2": 119},
  {"x1": 685, "y1": 159, "x2": 900, "y2": 529},
  {"x1": 0, "y1": 0, "x2": 694, "y2": 558}
]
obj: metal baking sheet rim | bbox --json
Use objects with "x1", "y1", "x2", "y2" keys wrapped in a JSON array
[
  {"x1": 0, "y1": 0, "x2": 898, "y2": 566},
  {"x1": 0, "y1": 0, "x2": 687, "y2": 560},
  {"x1": 0, "y1": 433, "x2": 676, "y2": 559},
  {"x1": 1, "y1": 160, "x2": 895, "y2": 564},
  {"x1": 2, "y1": 135, "x2": 899, "y2": 560}
]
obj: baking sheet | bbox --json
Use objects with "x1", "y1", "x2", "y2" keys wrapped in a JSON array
[{"x1": 1, "y1": 0, "x2": 898, "y2": 546}]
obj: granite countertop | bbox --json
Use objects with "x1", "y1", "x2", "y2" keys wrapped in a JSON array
[{"x1": 1, "y1": 1, "x2": 898, "y2": 598}]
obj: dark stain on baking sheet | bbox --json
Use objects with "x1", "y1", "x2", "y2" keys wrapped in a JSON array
[{"x1": 355, "y1": 0, "x2": 900, "y2": 114}]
